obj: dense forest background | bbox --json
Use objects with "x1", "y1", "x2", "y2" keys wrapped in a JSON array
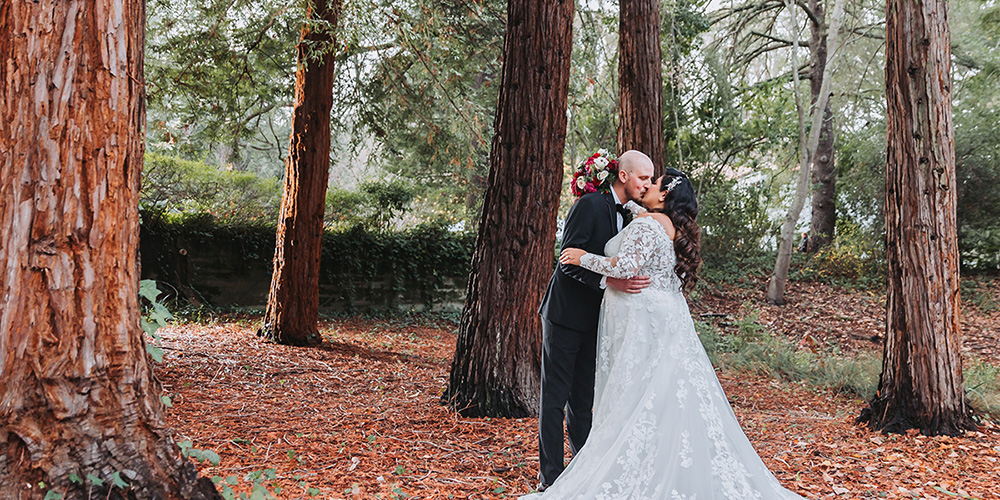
[{"x1": 142, "y1": 0, "x2": 999, "y2": 276}]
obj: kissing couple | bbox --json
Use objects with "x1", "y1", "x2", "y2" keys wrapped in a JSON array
[{"x1": 528, "y1": 150, "x2": 809, "y2": 498}]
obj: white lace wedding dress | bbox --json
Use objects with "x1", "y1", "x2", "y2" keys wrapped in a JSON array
[{"x1": 522, "y1": 217, "x2": 808, "y2": 499}]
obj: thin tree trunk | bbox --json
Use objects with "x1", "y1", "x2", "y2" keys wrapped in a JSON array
[
  {"x1": 766, "y1": 0, "x2": 845, "y2": 304},
  {"x1": 0, "y1": 2, "x2": 220, "y2": 499},
  {"x1": 618, "y1": 0, "x2": 665, "y2": 170},
  {"x1": 259, "y1": 0, "x2": 341, "y2": 346},
  {"x1": 857, "y1": 0, "x2": 975, "y2": 436},
  {"x1": 807, "y1": 0, "x2": 837, "y2": 252},
  {"x1": 444, "y1": 0, "x2": 574, "y2": 417}
]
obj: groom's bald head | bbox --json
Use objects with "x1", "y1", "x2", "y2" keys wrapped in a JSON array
[
  {"x1": 613, "y1": 150, "x2": 654, "y2": 203},
  {"x1": 616, "y1": 150, "x2": 653, "y2": 179}
]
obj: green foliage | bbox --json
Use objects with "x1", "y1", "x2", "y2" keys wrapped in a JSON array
[
  {"x1": 140, "y1": 216, "x2": 474, "y2": 312},
  {"x1": 143, "y1": 152, "x2": 425, "y2": 234},
  {"x1": 178, "y1": 440, "x2": 222, "y2": 466},
  {"x1": 835, "y1": 119, "x2": 886, "y2": 247},
  {"x1": 697, "y1": 175, "x2": 779, "y2": 273},
  {"x1": 965, "y1": 359, "x2": 1000, "y2": 420},
  {"x1": 359, "y1": 181, "x2": 415, "y2": 231},
  {"x1": 146, "y1": 0, "x2": 299, "y2": 170},
  {"x1": 212, "y1": 466, "x2": 289, "y2": 500},
  {"x1": 140, "y1": 279, "x2": 174, "y2": 363},
  {"x1": 319, "y1": 222, "x2": 474, "y2": 312},
  {"x1": 142, "y1": 153, "x2": 283, "y2": 223},
  {"x1": 792, "y1": 218, "x2": 884, "y2": 289},
  {"x1": 338, "y1": 0, "x2": 504, "y2": 221},
  {"x1": 960, "y1": 278, "x2": 1000, "y2": 313},
  {"x1": 324, "y1": 188, "x2": 368, "y2": 229},
  {"x1": 697, "y1": 314, "x2": 880, "y2": 400}
]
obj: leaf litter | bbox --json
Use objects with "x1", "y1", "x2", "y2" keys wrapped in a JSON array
[{"x1": 158, "y1": 282, "x2": 1000, "y2": 499}]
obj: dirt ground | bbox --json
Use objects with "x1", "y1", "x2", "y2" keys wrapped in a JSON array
[{"x1": 158, "y1": 280, "x2": 1000, "y2": 499}]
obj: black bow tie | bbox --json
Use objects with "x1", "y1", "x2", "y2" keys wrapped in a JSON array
[{"x1": 615, "y1": 203, "x2": 630, "y2": 217}]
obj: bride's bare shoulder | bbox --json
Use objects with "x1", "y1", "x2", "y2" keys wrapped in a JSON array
[{"x1": 636, "y1": 213, "x2": 675, "y2": 239}]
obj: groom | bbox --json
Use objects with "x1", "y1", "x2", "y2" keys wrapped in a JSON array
[{"x1": 536, "y1": 150, "x2": 654, "y2": 490}]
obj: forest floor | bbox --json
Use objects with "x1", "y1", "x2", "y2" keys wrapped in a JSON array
[{"x1": 158, "y1": 279, "x2": 1000, "y2": 500}]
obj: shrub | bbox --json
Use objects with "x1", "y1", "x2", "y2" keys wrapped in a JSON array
[
  {"x1": 697, "y1": 175, "x2": 778, "y2": 273},
  {"x1": 793, "y1": 217, "x2": 884, "y2": 289},
  {"x1": 141, "y1": 153, "x2": 282, "y2": 223}
]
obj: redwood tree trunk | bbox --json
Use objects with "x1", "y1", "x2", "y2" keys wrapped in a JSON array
[
  {"x1": 618, "y1": 0, "x2": 665, "y2": 171},
  {"x1": 807, "y1": 0, "x2": 837, "y2": 252},
  {"x1": 444, "y1": 0, "x2": 574, "y2": 417},
  {"x1": 0, "y1": 2, "x2": 219, "y2": 499},
  {"x1": 259, "y1": 0, "x2": 341, "y2": 346},
  {"x1": 858, "y1": 0, "x2": 975, "y2": 436}
]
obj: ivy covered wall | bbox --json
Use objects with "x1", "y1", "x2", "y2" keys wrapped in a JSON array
[{"x1": 140, "y1": 215, "x2": 476, "y2": 313}]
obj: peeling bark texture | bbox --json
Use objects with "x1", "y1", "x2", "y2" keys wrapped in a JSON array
[
  {"x1": 807, "y1": 0, "x2": 836, "y2": 252},
  {"x1": 858, "y1": 0, "x2": 975, "y2": 436},
  {"x1": 259, "y1": 0, "x2": 341, "y2": 346},
  {"x1": 0, "y1": 2, "x2": 220, "y2": 499},
  {"x1": 617, "y1": 0, "x2": 665, "y2": 171},
  {"x1": 444, "y1": 0, "x2": 574, "y2": 418}
]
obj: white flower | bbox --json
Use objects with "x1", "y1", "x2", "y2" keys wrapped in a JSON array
[
  {"x1": 597, "y1": 148, "x2": 609, "y2": 157},
  {"x1": 597, "y1": 170, "x2": 609, "y2": 182},
  {"x1": 576, "y1": 177, "x2": 587, "y2": 189},
  {"x1": 594, "y1": 156, "x2": 609, "y2": 169}
]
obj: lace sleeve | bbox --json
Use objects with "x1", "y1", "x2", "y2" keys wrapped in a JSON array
[{"x1": 579, "y1": 218, "x2": 661, "y2": 279}]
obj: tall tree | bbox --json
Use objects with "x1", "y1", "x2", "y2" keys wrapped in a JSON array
[
  {"x1": 259, "y1": 0, "x2": 342, "y2": 346},
  {"x1": 857, "y1": 0, "x2": 975, "y2": 435},
  {"x1": 711, "y1": 0, "x2": 884, "y2": 253},
  {"x1": 444, "y1": 0, "x2": 574, "y2": 417},
  {"x1": 0, "y1": 2, "x2": 220, "y2": 499},
  {"x1": 766, "y1": 0, "x2": 846, "y2": 304},
  {"x1": 805, "y1": 0, "x2": 837, "y2": 252},
  {"x1": 618, "y1": 0, "x2": 665, "y2": 169}
]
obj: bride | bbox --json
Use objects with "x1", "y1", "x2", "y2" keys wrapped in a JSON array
[{"x1": 522, "y1": 169, "x2": 808, "y2": 499}]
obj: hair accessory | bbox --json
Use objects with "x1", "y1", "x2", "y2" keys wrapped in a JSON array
[{"x1": 664, "y1": 176, "x2": 684, "y2": 194}]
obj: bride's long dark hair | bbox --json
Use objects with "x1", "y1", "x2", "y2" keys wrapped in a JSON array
[{"x1": 651, "y1": 168, "x2": 701, "y2": 290}]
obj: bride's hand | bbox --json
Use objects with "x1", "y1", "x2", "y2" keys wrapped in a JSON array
[{"x1": 559, "y1": 248, "x2": 586, "y2": 266}]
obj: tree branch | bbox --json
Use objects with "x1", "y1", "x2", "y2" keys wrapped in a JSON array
[
  {"x1": 750, "y1": 30, "x2": 809, "y2": 47},
  {"x1": 793, "y1": 0, "x2": 822, "y2": 27}
]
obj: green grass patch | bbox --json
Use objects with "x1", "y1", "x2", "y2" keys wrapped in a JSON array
[
  {"x1": 698, "y1": 313, "x2": 1000, "y2": 422},
  {"x1": 697, "y1": 313, "x2": 880, "y2": 401},
  {"x1": 965, "y1": 359, "x2": 1000, "y2": 420}
]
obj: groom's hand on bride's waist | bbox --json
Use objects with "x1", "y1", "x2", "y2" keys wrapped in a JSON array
[{"x1": 606, "y1": 276, "x2": 651, "y2": 294}]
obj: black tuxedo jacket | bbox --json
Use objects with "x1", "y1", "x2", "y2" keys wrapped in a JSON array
[{"x1": 539, "y1": 191, "x2": 620, "y2": 333}]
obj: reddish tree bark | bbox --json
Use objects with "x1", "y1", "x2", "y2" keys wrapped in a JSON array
[
  {"x1": 0, "y1": 2, "x2": 219, "y2": 499},
  {"x1": 618, "y1": 0, "x2": 665, "y2": 171},
  {"x1": 858, "y1": 0, "x2": 975, "y2": 435},
  {"x1": 444, "y1": 0, "x2": 574, "y2": 417},
  {"x1": 259, "y1": 0, "x2": 341, "y2": 346}
]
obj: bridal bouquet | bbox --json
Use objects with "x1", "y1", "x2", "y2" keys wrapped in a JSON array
[{"x1": 570, "y1": 148, "x2": 618, "y2": 198}]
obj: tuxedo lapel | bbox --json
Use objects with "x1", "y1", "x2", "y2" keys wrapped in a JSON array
[{"x1": 602, "y1": 191, "x2": 618, "y2": 234}]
